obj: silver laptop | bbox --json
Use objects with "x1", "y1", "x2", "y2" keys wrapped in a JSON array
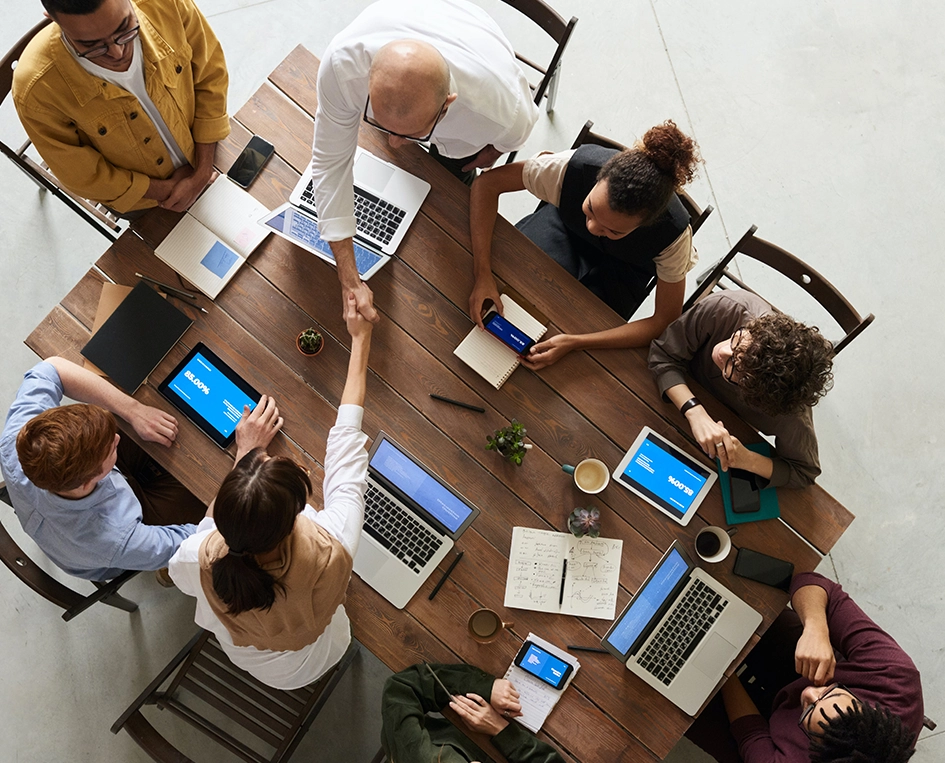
[
  {"x1": 290, "y1": 147, "x2": 431, "y2": 255},
  {"x1": 353, "y1": 432, "x2": 480, "y2": 609},
  {"x1": 601, "y1": 541, "x2": 762, "y2": 716}
]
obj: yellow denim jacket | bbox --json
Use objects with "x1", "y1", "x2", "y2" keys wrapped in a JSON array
[{"x1": 12, "y1": 0, "x2": 229, "y2": 212}]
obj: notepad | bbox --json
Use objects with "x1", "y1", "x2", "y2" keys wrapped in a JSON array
[
  {"x1": 454, "y1": 294, "x2": 547, "y2": 389},
  {"x1": 154, "y1": 176, "x2": 270, "y2": 298},
  {"x1": 503, "y1": 633, "x2": 579, "y2": 733},
  {"x1": 504, "y1": 527, "x2": 622, "y2": 619},
  {"x1": 719, "y1": 442, "x2": 780, "y2": 525}
]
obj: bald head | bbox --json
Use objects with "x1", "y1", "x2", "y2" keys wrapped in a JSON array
[{"x1": 368, "y1": 40, "x2": 451, "y2": 132}]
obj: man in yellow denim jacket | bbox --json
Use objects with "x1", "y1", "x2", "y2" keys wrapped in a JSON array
[{"x1": 13, "y1": 0, "x2": 229, "y2": 214}]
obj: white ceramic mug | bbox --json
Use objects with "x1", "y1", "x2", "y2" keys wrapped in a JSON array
[
  {"x1": 562, "y1": 458, "x2": 610, "y2": 494},
  {"x1": 695, "y1": 526, "x2": 735, "y2": 563}
]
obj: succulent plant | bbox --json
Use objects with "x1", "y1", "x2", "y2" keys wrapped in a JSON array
[
  {"x1": 297, "y1": 327, "x2": 323, "y2": 355},
  {"x1": 568, "y1": 506, "x2": 601, "y2": 538},
  {"x1": 485, "y1": 419, "x2": 530, "y2": 466}
]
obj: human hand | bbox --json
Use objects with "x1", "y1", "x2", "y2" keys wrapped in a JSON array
[
  {"x1": 343, "y1": 282, "x2": 379, "y2": 325},
  {"x1": 161, "y1": 168, "x2": 216, "y2": 212},
  {"x1": 234, "y1": 395, "x2": 284, "y2": 459},
  {"x1": 490, "y1": 679, "x2": 522, "y2": 718},
  {"x1": 344, "y1": 292, "x2": 374, "y2": 342},
  {"x1": 450, "y1": 693, "x2": 508, "y2": 736},
  {"x1": 129, "y1": 402, "x2": 179, "y2": 447},
  {"x1": 686, "y1": 408, "x2": 732, "y2": 467},
  {"x1": 520, "y1": 334, "x2": 575, "y2": 370},
  {"x1": 795, "y1": 623, "x2": 836, "y2": 685},
  {"x1": 462, "y1": 144, "x2": 503, "y2": 172},
  {"x1": 469, "y1": 276, "x2": 502, "y2": 330}
]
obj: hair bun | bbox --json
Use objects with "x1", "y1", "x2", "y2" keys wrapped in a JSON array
[{"x1": 641, "y1": 120, "x2": 700, "y2": 188}]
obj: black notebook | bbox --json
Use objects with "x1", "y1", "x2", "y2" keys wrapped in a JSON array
[{"x1": 81, "y1": 282, "x2": 194, "y2": 393}]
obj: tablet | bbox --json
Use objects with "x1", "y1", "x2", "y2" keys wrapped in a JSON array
[
  {"x1": 158, "y1": 343, "x2": 260, "y2": 448},
  {"x1": 612, "y1": 427, "x2": 717, "y2": 526}
]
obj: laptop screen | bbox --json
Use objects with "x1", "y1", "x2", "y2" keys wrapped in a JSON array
[
  {"x1": 370, "y1": 438, "x2": 475, "y2": 533},
  {"x1": 604, "y1": 547, "x2": 690, "y2": 657}
]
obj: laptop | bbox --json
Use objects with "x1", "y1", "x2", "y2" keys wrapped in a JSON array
[
  {"x1": 353, "y1": 432, "x2": 480, "y2": 609},
  {"x1": 290, "y1": 146, "x2": 431, "y2": 255},
  {"x1": 601, "y1": 541, "x2": 762, "y2": 715}
]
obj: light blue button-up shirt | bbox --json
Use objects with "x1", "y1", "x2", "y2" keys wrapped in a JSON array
[{"x1": 0, "y1": 362, "x2": 197, "y2": 580}]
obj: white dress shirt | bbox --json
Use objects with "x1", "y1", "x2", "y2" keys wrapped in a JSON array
[
  {"x1": 169, "y1": 405, "x2": 368, "y2": 690},
  {"x1": 312, "y1": 0, "x2": 539, "y2": 241}
]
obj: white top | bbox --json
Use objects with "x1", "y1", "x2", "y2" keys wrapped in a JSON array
[
  {"x1": 169, "y1": 405, "x2": 368, "y2": 690},
  {"x1": 312, "y1": 0, "x2": 539, "y2": 241},
  {"x1": 70, "y1": 37, "x2": 188, "y2": 169},
  {"x1": 521, "y1": 149, "x2": 697, "y2": 283}
]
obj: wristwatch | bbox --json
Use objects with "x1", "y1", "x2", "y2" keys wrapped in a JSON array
[{"x1": 679, "y1": 397, "x2": 702, "y2": 416}]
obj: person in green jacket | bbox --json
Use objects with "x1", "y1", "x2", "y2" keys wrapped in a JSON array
[{"x1": 381, "y1": 663, "x2": 564, "y2": 763}]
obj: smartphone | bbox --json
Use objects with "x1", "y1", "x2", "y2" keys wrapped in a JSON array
[
  {"x1": 483, "y1": 309, "x2": 535, "y2": 355},
  {"x1": 227, "y1": 135, "x2": 275, "y2": 189},
  {"x1": 733, "y1": 547, "x2": 794, "y2": 592},
  {"x1": 729, "y1": 468, "x2": 762, "y2": 514},
  {"x1": 513, "y1": 641, "x2": 573, "y2": 690}
]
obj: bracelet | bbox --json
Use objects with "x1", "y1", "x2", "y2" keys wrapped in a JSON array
[{"x1": 679, "y1": 397, "x2": 702, "y2": 417}]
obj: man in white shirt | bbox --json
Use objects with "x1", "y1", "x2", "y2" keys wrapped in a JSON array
[{"x1": 312, "y1": 0, "x2": 539, "y2": 323}]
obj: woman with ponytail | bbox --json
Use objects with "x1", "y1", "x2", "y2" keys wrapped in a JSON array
[
  {"x1": 469, "y1": 120, "x2": 701, "y2": 369},
  {"x1": 169, "y1": 294, "x2": 373, "y2": 689}
]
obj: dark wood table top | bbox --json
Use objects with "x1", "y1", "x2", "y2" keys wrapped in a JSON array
[{"x1": 25, "y1": 45, "x2": 853, "y2": 762}]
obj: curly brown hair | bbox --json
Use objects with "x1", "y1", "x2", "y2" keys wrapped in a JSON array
[
  {"x1": 735, "y1": 313, "x2": 835, "y2": 416},
  {"x1": 597, "y1": 120, "x2": 700, "y2": 225}
]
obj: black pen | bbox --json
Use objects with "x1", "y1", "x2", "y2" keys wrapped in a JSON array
[
  {"x1": 558, "y1": 559, "x2": 568, "y2": 607},
  {"x1": 567, "y1": 645, "x2": 609, "y2": 654},
  {"x1": 429, "y1": 393, "x2": 485, "y2": 413},
  {"x1": 134, "y1": 272, "x2": 198, "y2": 300},
  {"x1": 428, "y1": 551, "x2": 463, "y2": 600}
]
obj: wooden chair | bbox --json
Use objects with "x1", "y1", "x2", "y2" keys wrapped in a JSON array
[
  {"x1": 1, "y1": 18, "x2": 121, "y2": 242},
  {"x1": 111, "y1": 631, "x2": 360, "y2": 763},
  {"x1": 682, "y1": 225, "x2": 875, "y2": 355},
  {"x1": 0, "y1": 481, "x2": 139, "y2": 621}
]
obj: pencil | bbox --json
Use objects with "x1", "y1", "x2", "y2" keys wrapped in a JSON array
[
  {"x1": 428, "y1": 551, "x2": 463, "y2": 600},
  {"x1": 429, "y1": 394, "x2": 485, "y2": 413}
]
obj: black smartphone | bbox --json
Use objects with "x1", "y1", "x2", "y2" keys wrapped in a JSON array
[
  {"x1": 733, "y1": 547, "x2": 794, "y2": 592},
  {"x1": 729, "y1": 467, "x2": 762, "y2": 514},
  {"x1": 226, "y1": 135, "x2": 275, "y2": 189},
  {"x1": 513, "y1": 641, "x2": 573, "y2": 690},
  {"x1": 483, "y1": 308, "x2": 535, "y2": 355}
]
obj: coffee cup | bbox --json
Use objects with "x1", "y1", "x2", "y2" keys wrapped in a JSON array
[
  {"x1": 467, "y1": 608, "x2": 514, "y2": 643},
  {"x1": 562, "y1": 458, "x2": 610, "y2": 494},
  {"x1": 695, "y1": 526, "x2": 736, "y2": 563}
]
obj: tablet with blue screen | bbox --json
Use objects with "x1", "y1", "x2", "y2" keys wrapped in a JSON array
[
  {"x1": 612, "y1": 427, "x2": 717, "y2": 526},
  {"x1": 158, "y1": 343, "x2": 261, "y2": 448}
]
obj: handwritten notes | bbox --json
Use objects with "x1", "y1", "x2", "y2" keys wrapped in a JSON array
[{"x1": 504, "y1": 527, "x2": 622, "y2": 619}]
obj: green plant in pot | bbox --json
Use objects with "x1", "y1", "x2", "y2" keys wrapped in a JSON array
[
  {"x1": 296, "y1": 327, "x2": 324, "y2": 356},
  {"x1": 485, "y1": 419, "x2": 531, "y2": 466},
  {"x1": 568, "y1": 506, "x2": 601, "y2": 538}
]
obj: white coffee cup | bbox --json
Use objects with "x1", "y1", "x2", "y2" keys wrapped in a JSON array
[
  {"x1": 562, "y1": 458, "x2": 610, "y2": 494},
  {"x1": 695, "y1": 526, "x2": 734, "y2": 563}
]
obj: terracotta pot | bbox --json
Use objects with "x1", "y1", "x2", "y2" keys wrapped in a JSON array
[{"x1": 296, "y1": 330, "x2": 324, "y2": 356}]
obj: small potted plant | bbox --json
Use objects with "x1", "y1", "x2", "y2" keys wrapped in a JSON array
[
  {"x1": 485, "y1": 419, "x2": 531, "y2": 466},
  {"x1": 296, "y1": 327, "x2": 324, "y2": 357},
  {"x1": 568, "y1": 506, "x2": 601, "y2": 538}
]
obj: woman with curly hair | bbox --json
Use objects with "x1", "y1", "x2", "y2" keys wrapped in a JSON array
[
  {"x1": 468, "y1": 120, "x2": 701, "y2": 369},
  {"x1": 648, "y1": 291, "x2": 834, "y2": 488}
]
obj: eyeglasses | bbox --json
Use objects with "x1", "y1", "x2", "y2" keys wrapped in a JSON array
[
  {"x1": 798, "y1": 684, "x2": 859, "y2": 740},
  {"x1": 722, "y1": 328, "x2": 747, "y2": 384},
  {"x1": 362, "y1": 93, "x2": 449, "y2": 143},
  {"x1": 74, "y1": 24, "x2": 140, "y2": 60}
]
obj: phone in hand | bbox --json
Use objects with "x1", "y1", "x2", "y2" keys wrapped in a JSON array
[
  {"x1": 729, "y1": 467, "x2": 762, "y2": 514},
  {"x1": 483, "y1": 308, "x2": 535, "y2": 355},
  {"x1": 513, "y1": 641, "x2": 573, "y2": 690},
  {"x1": 733, "y1": 547, "x2": 794, "y2": 591},
  {"x1": 227, "y1": 135, "x2": 275, "y2": 189}
]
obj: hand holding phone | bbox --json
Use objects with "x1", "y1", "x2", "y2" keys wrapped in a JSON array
[
  {"x1": 513, "y1": 641, "x2": 573, "y2": 690},
  {"x1": 483, "y1": 308, "x2": 535, "y2": 355}
]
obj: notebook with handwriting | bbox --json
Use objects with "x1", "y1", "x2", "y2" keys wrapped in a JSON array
[{"x1": 454, "y1": 294, "x2": 547, "y2": 389}]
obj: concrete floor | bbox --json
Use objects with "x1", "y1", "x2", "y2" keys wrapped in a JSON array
[{"x1": 1, "y1": 0, "x2": 942, "y2": 761}]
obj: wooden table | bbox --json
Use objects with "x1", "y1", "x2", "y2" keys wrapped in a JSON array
[{"x1": 26, "y1": 46, "x2": 853, "y2": 762}]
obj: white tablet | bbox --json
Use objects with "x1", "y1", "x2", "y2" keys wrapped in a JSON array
[{"x1": 613, "y1": 427, "x2": 717, "y2": 526}]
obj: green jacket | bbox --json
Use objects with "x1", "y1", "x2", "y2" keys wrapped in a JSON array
[{"x1": 381, "y1": 664, "x2": 565, "y2": 763}]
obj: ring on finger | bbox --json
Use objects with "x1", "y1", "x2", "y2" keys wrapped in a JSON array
[{"x1": 715, "y1": 442, "x2": 724, "y2": 449}]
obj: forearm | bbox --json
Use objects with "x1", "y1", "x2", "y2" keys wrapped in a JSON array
[
  {"x1": 558, "y1": 317, "x2": 676, "y2": 354},
  {"x1": 341, "y1": 335, "x2": 372, "y2": 407},
  {"x1": 469, "y1": 177, "x2": 501, "y2": 282},
  {"x1": 330, "y1": 238, "x2": 362, "y2": 293},
  {"x1": 721, "y1": 674, "x2": 761, "y2": 723},
  {"x1": 45, "y1": 356, "x2": 142, "y2": 423},
  {"x1": 191, "y1": 141, "x2": 216, "y2": 182},
  {"x1": 792, "y1": 584, "x2": 830, "y2": 634}
]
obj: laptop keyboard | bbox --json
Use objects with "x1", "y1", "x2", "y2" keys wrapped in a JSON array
[
  {"x1": 299, "y1": 180, "x2": 406, "y2": 246},
  {"x1": 363, "y1": 483, "x2": 443, "y2": 574},
  {"x1": 636, "y1": 578, "x2": 729, "y2": 686}
]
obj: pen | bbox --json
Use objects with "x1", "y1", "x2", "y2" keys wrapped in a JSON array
[
  {"x1": 163, "y1": 291, "x2": 210, "y2": 314},
  {"x1": 134, "y1": 272, "x2": 198, "y2": 300},
  {"x1": 567, "y1": 645, "x2": 609, "y2": 654},
  {"x1": 558, "y1": 559, "x2": 568, "y2": 607},
  {"x1": 428, "y1": 551, "x2": 463, "y2": 600},
  {"x1": 429, "y1": 393, "x2": 485, "y2": 413}
]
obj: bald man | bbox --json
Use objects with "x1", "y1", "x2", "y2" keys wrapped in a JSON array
[{"x1": 312, "y1": 0, "x2": 539, "y2": 322}]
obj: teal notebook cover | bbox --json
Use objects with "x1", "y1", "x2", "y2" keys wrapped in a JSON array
[{"x1": 718, "y1": 441, "x2": 780, "y2": 525}]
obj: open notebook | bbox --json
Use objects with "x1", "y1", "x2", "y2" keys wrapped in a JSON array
[
  {"x1": 454, "y1": 294, "x2": 547, "y2": 389},
  {"x1": 154, "y1": 176, "x2": 269, "y2": 298}
]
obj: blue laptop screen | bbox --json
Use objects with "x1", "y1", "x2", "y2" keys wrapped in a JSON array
[
  {"x1": 605, "y1": 547, "x2": 689, "y2": 656},
  {"x1": 618, "y1": 433, "x2": 711, "y2": 519},
  {"x1": 164, "y1": 351, "x2": 256, "y2": 438},
  {"x1": 370, "y1": 439, "x2": 474, "y2": 533},
  {"x1": 263, "y1": 208, "x2": 383, "y2": 276}
]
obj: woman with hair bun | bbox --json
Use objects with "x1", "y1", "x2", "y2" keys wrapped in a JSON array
[
  {"x1": 469, "y1": 120, "x2": 701, "y2": 369},
  {"x1": 169, "y1": 294, "x2": 373, "y2": 689}
]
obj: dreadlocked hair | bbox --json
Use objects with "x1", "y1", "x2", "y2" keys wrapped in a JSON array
[{"x1": 809, "y1": 702, "x2": 916, "y2": 763}]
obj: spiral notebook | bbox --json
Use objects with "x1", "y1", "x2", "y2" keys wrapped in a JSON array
[{"x1": 454, "y1": 294, "x2": 547, "y2": 389}]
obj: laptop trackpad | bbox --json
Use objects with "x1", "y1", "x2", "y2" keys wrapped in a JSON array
[
  {"x1": 354, "y1": 540, "x2": 388, "y2": 579},
  {"x1": 355, "y1": 154, "x2": 395, "y2": 193},
  {"x1": 693, "y1": 633, "x2": 738, "y2": 677}
]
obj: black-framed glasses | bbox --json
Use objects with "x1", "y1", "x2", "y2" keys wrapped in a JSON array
[
  {"x1": 798, "y1": 684, "x2": 859, "y2": 740},
  {"x1": 74, "y1": 24, "x2": 140, "y2": 60},
  {"x1": 722, "y1": 328, "x2": 747, "y2": 384},
  {"x1": 362, "y1": 93, "x2": 449, "y2": 143}
]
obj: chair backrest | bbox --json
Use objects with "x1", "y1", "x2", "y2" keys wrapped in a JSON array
[
  {"x1": 112, "y1": 631, "x2": 360, "y2": 763},
  {"x1": 683, "y1": 225, "x2": 875, "y2": 355},
  {"x1": 500, "y1": 0, "x2": 578, "y2": 105},
  {"x1": 0, "y1": 18, "x2": 51, "y2": 100}
]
